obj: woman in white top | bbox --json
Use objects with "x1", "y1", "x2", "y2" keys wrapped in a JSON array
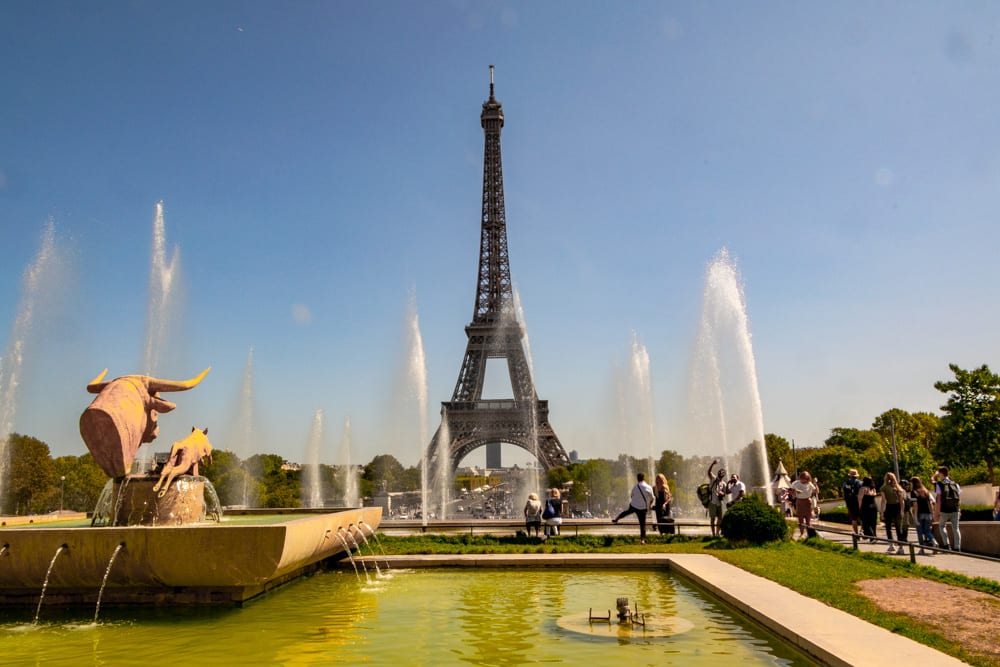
[{"x1": 791, "y1": 471, "x2": 817, "y2": 539}]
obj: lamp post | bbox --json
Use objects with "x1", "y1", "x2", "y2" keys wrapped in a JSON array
[{"x1": 59, "y1": 475, "x2": 66, "y2": 513}]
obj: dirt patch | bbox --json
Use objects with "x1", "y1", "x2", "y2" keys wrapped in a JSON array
[{"x1": 856, "y1": 578, "x2": 1000, "y2": 663}]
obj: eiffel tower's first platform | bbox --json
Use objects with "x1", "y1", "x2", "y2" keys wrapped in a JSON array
[{"x1": 424, "y1": 67, "x2": 570, "y2": 482}]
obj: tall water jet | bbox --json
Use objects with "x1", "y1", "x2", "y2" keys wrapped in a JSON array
[
  {"x1": 303, "y1": 409, "x2": 325, "y2": 509},
  {"x1": 687, "y1": 248, "x2": 771, "y2": 503},
  {"x1": 630, "y1": 333, "x2": 656, "y2": 478},
  {"x1": 235, "y1": 347, "x2": 259, "y2": 506},
  {"x1": 436, "y1": 408, "x2": 451, "y2": 519},
  {"x1": 339, "y1": 416, "x2": 358, "y2": 507},
  {"x1": 0, "y1": 220, "x2": 59, "y2": 512},
  {"x1": 405, "y1": 293, "x2": 430, "y2": 525},
  {"x1": 512, "y1": 287, "x2": 540, "y2": 501},
  {"x1": 138, "y1": 201, "x2": 181, "y2": 470},
  {"x1": 143, "y1": 201, "x2": 181, "y2": 376}
]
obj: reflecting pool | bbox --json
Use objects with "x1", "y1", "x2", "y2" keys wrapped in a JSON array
[{"x1": 0, "y1": 568, "x2": 817, "y2": 665}]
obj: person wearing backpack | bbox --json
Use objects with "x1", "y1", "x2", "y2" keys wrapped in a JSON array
[
  {"x1": 879, "y1": 472, "x2": 906, "y2": 553},
  {"x1": 934, "y1": 466, "x2": 962, "y2": 551},
  {"x1": 842, "y1": 469, "x2": 864, "y2": 536}
]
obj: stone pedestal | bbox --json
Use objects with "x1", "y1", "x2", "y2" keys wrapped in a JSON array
[{"x1": 113, "y1": 476, "x2": 207, "y2": 526}]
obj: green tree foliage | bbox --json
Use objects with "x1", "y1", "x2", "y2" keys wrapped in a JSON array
[
  {"x1": 824, "y1": 427, "x2": 883, "y2": 453},
  {"x1": 52, "y1": 453, "x2": 108, "y2": 513},
  {"x1": 246, "y1": 453, "x2": 300, "y2": 508},
  {"x1": 203, "y1": 450, "x2": 263, "y2": 507},
  {"x1": 362, "y1": 454, "x2": 406, "y2": 494},
  {"x1": 764, "y1": 434, "x2": 791, "y2": 474},
  {"x1": 935, "y1": 363, "x2": 1000, "y2": 484},
  {"x1": 796, "y1": 445, "x2": 857, "y2": 498},
  {"x1": 869, "y1": 409, "x2": 937, "y2": 481},
  {"x1": 6, "y1": 433, "x2": 55, "y2": 514}
]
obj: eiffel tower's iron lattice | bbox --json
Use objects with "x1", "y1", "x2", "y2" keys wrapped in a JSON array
[{"x1": 424, "y1": 67, "x2": 570, "y2": 484}]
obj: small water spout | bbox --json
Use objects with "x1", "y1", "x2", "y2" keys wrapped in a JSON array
[
  {"x1": 350, "y1": 526, "x2": 381, "y2": 576},
  {"x1": 358, "y1": 521, "x2": 391, "y2": 572},
  {"x1": 344, "y1": 526, "x2": 371, "y2": 583},
  {"x1": 334, "y1": 528, "x2": 361, "y2": 582},
  {"x1": 93, "y1": 543, "x2": 125, "y2": 623},
  {"x1": 34, "y1": 544, "x2": 68, "y2": 624},
  {"x1": 0, "y1": 543, "x2": 8, "y2": 557}
]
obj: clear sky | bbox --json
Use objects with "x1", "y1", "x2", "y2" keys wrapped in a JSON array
[{"x1": 2, "y1": 2, "x2": 999, "y2": 470}]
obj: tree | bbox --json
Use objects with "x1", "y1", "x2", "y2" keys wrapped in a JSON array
[
  {"x1": 869, "y1": 409, "x2": 936, "y2": 481},
  {"x1": 246, "y1": 453, "x2": 300, "y2": 508},
  {"x1": 362, "y1": 454, "x2": 406, "y2": 494},
  {"x1": 824, "y1": 427, "x2": 882, "y2": 453},
  {"x1": 53, "y1": 453, "x2": 108, "y2": 513},
  {"x1": 935, "y1": 363, "x2": 1000, "y2": 484},
  {"x1": 764, "y1": 434, "x2": 791, "y2": 474},
  {"x1": 6, "y1": 433, "x2": 55, "y2": 514},
  {"x1": 796, "y1": 445, "x2": 857, "y2": 498}
]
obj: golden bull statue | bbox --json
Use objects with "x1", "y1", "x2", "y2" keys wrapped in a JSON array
[{"x1": 79, "y1": 367, "x2": 211, "y2": 478}]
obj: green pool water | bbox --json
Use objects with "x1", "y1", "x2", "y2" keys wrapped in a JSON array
[{"x1": 0, "y1": 568, "x2": 817, "y2": 665}]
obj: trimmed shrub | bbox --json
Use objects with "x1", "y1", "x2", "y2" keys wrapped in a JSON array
[{"x1": 720, "y1": 494, "x2": 788, "y2": 544}]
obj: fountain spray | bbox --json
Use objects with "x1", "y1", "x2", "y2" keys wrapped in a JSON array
[
  {"x1": 0, "y1": 220, "x2": 59, "y2": 512},
  {"x1": 688, "y1": 248, "x2": 771, "y2": 503}
]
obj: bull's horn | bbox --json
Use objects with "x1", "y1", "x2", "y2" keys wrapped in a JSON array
[
  {"x1": 86, "y1": 369, "x2": 110, "y2": 394},
  {"x1": 146, "y1": 367, "x2": 212, "y2": 393}
]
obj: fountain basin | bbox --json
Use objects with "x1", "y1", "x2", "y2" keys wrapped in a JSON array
[{"x1": 0, "y1": 507, "x2": 380, "y2": 605}]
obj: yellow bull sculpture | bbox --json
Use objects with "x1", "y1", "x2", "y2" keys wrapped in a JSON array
[
  {"x1": 153, "y1": 427, "x2": 213, "y2": 498},
  {"x1": 79, "y1": 367, "x2": 210, "y2": 478}
]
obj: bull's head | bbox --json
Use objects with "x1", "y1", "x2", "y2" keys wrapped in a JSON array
[{"x1": 79, "y1": 367, "x2": 211, "y2": 478}]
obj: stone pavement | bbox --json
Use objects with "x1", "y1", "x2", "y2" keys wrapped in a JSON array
[{"x1": 812, "y1": 521, "x2": 1000, "y2": 585}]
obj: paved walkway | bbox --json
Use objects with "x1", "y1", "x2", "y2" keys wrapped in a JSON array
[{"x1": 812, "y1": 521, "x2": 1000, "y2": 585}]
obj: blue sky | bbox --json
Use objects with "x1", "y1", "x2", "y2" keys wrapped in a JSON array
[{"x1": 2, "y1": 2, "x2": 999, "y2": 469}]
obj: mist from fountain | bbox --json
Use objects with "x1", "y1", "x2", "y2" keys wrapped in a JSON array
[
  {"x1": 339, "y1": 416, "x2": 358, "y2": 507},
  {"x1": 137, "y1": 201, "x2": 181, "y2": 470},
  {"x1": 303, "y1": 409, "x2": 325, "y2": 509},
  {"x1": 512, "y1": 288, "x2": 541, "y2": 502},
  {"x1": 687, "y1": 248, "x2": 772, "y2": 503},
  {"x1": 0, "y1": 220, "x2": 59, "y2": 512},
  {"x1": 143, "y1": 201, "x2": 180, "y2": 376},
  {"x1": 435, "y1": 408, "x2": 451, "y2": 519},
  {"x1": 630, "y1": 333, "x2": 656, "y2": 478},
  {"x1": 404, "y1": 293, "x2": 430, "y2": 526},
  {"x1": 235, "y1": 347, "x2": 259, "y2": 507}
]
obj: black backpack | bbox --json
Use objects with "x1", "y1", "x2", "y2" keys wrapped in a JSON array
[
  {"x1": 938, "y1": 479, "x2": 960, "y2": 513},
  {"x1": 842, "y1": 478, "x2": 861, "y2": 501}
]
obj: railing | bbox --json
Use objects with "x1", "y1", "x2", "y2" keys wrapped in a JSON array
[
  {"x1": 813, "y1": 523, "x2": 1000, "y2": 565},
  {"x1": 379, "y1": 519, "x2": 707, "y2": 537}
]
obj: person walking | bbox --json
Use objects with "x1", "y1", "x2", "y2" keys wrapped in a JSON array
[
  {"x1": 842, "y1": 469, "x2": 864, "y2": 535},
  {"x1": 859, "y1": 476, "x2": 879, "y2": 542},
  {"x1": 934, "y1": 466, "x2": 962, "y2": 551},
  {"x1": 790, "y1": 471, "x2": 817, "y2": 539},
  {"x1": 612, "y1": 473, "x2": 655, "y2": 543},
  {"x1": 879, "y1": 472, "x2": 906, "y2": 553},
  {"x1": 653, "y1": 473, "x2": 673, "y2": 535},
  {"x1": 523, "y1": 492, "x2": 542, "y2": 537},
  {"x1": 909, "y1": 476, "x2": 936, "y2": 553}
]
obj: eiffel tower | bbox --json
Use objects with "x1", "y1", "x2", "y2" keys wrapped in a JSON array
[{"x1": 425, "y1": 67, "x2": 570, "y2": 485}]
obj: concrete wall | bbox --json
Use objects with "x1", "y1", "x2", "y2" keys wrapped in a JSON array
[{"x1": 933, "y1": 521, "x2": 999, "y2": 557}]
